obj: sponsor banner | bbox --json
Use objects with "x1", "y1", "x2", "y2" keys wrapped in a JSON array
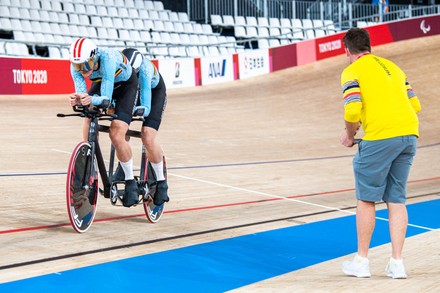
[
  {"x1": 0, "y1": 57, "x2": 86, "y2": 95},
  {"x1": 237, "y1": 49, "x2": 270, "y2": 79},
  {"x1": 157, "y1": 58, "x2": 196, "y2": 89},
  {"x1": 296, "y1": 39, "x2": 316, "y2": 65},
  {"x1": 0, "y1": 57, "x2": 22, "y2": 94},
  {"x1": 271, "y1": 43, "x2": 297, "y2": 71},
  {"x1": 315, "y1": 32, "x2": 345, "y2": 60},
  {"x1": 21, "y1": 58, "x2": 75, "y2": 94},
  {"x1": 364, "y1": 23, "x2": 393, "y2": 47},
  {"x1": 200, "y1": 55, "x2": 234, "y2": 85},
  {"x1": 387, "y1": 14, "x2": 440, "y2": 42}
]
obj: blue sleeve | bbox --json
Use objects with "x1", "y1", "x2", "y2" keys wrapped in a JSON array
[
  {"x1": 70, "y1": 66, "x2": 87, "y2": 93},
  {"x1": 138, "y1": 62, "x2": 153, "y2": 116},
  {"x1": 99, "y1": 53, "x2": 116, "y2": 101}
]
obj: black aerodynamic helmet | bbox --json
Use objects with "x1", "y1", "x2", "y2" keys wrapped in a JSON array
[{"x1": 122, "y1": 48, "x2": 144, "y2": 73}]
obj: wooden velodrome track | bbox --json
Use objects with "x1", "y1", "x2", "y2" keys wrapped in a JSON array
[{"x1": 1, "y1": 35, "x2": 439, "y2": 292}]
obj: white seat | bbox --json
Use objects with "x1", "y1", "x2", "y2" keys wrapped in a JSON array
[
  {"x1": 246, "y1": 16, "x2": 258, "y2": 27},
  {"x1": 53, "y1": 34, "x2": 66, "y2": 44},
  {"x1": 75, "y1": 4, "x2": 86, "y2": 14},
  {"x1": 302, "y1": 19, "x2": 313, "y2": 30},
  {"x1": 140, "y1": 31, "x2": 152, "y2": 43},
  {"x1": 163, "y1": 22, "x2": 175, "y2": 32},
  {"x1": 68, "y1": 25, "x2": 80, "y2": 37},
  {"x1": 42, "y1": 33, "x2": 55, "y2": 44},
  {"x1": 102, "y1": 17, "x2": 113, "y2": 27},
  {"x1": 87, "y1": 27, "x2": 97, "y2": 38},
  {"x1": 218, "y1": 46, "x2": 228, "y2": 55},
  {"x1": 269, "y1": 18, "x2": 281, "y2": 28},
  {"x1": 57, "y1": 12, "x2": 68, "y2": 23},
  {"x1": 159, "y1": 10, "x2": 169, "y2": 21},
  {"x1": 269, "y1": 27, "x2": 281, "y2": 37},
  {"x1": 63, "y1": 2, "x2": 75, "y2": 13},
  {"x1": 291, "y1": 19, "x2": 303, "y2": 29},
  {"x1": 269, "y1": 38, "x2": 280, "y2": 47},
  {"x1": 234, "y1": 26, "x2": 246, "y2": 38},
  {"x1": 211, "y1": 15, "x2": 223, "y2": 26},
  {"x1": 123, "y1": 19, "x2": 135, "y2": 29},
  {"x1": 183, "y1": 22, "x2": 193, "y2": 33},
  {"x1": 144, "y1": 20, "x2": 154, "y2": 30},
  {"x1": 258, "y1": 27, "x2": 269, "y2": 38},
  {"x1": 40, "y1": 0, "x2": 51, "y2": 10},
  {"x1": 19, "y1": 8, "x2": 31, "y2": 20},
  {"x1": 305, "y1": 29, "x2": 315, "y2": 39},
  {"x1": 39, "y1": 11, "x2": 50, "y2": 22},
  {"x1": 20, "y1": 20, "x2": 32, "y2": 31},
  {"x1": 108, "y1": 7, "x2": 118, "y2": 17},
  {"x1": 151, "y1": 31, "x2": 162, "y2": 43},
  {"x1": 179, "y1": 33, "x2": 191, "y2": 45},
  {"x1": 186, "y1": 46, "x2": 199, "y2": 57},
  {"x1": 149, "y1": 10, "x2": 159, "y2": 20},
  {"x1": 258, "y1": 17, "x2": 269, "y2": 28},
  {"x1": 69, "y1": 14, "x2": 80, "y2": 25},
  {"x1": 178, "y1": 12, "x2": 189, "y2": 22},
  {"x1": 128, "y1": 9, "x2": 139, "y2": 18},
  {"x1": 208, "y1": 46, "x2": 220, "y2": 56},
  {"x1": 134, "y1": 0, "x2": 145, "y2": 9},
  {"x1": 30, "y1": 21, "x2": 42, "y2": 33},
  {"x1": 193, "y1": 23, "x2": 204, "y2": 34},
  {"x1": 170, "y1": 33, "x2": 181, "y2": 44},
  {"x1": 79, "y1": 15, "x2": 90, "y2": 25},
  {"x1": 246, "y1": 26, "x2": 258, "y2": 38},
  {"x1": 160, "y1": 32, "x2": 171, "y2": 44},
  {"x1": 153, "y1": 1, "x2": 164, "y2": 10},
  {"x1": 60, "y1": 47, "x2": 70, "y2": 59},
  {"x1": 0, "y1": 18, "x2": 13, "y2": 31},
  {"x1": 118, "y1": 29, "x2": 131, "y2": 41},
  {"x1": 96, "y1": 6, "x2": 108, "y2": 17},
  {"x1": 324, "y1": 20, "x2": 337, "y2": 34},
  {"x1": 118, "y1": 7, "x2": 129, "y2": 18},
  {"x1": 144, "y1": 1, "x2": 154, "y2": 10},
  {"x1": 222, "y1": 15, "x2": 235, "y2": 27},
  {"x1": 199, "y1": 34, "x2": 209, "y2": 44},
  {"x1": 189, "y1": 34, "x2": 200, "y2": 45},
  {"x1": 91, "y1": 16, "x2": 103, "y2": 26},
  {"x1": 113, "y1": 18, "x2": 124, "y2": 28},
  {"x1": 208, "y1": 35, "x2": 219, "y2": 44},
  {"x1": 86, "y1": 4, "x2": 97, "y2": 15},
  {"x1": 280, "y1": 18, "x2": 291, "y2": 28},
  {"x1": 5, "y1": 42, "x2": 30, "y2": 56},
  {"x1": 107, "y1": 28, "x2": 119, "y2": 39},
  {"x1": 173, "y1": 22, "x2": 185, "y2": 33},
  {"x1": 313, "y1": 19, "x2": 324, "y2": 29},
  {"x1": 9, "y1": 7, "x2": 21, "y2": 18},
  {"x1": 258, "y1": 39, "x2": 269, "y2": 49},
  {"x1": 51, "y1": 1, "x2": 62, "y2": 11},
  {"x1": 201, "y1": 24, "x2": 213, "y2": 35},
  {"x1": 315, "y1": 29, "x2": 326, "y2": 38},
  {"x1": 153, "y1": 20, "x2": 165, "y2": 31},
  {"x1": 11, "y1": 19, "x2": 23, "y2": 31},
  {"x1": 235, "y1": 16, "x2": 246, "y2": 27}
]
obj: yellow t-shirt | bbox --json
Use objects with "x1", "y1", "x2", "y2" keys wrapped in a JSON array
[{"x1": 341, "y1": 54, "x2": 420, "y2": 140}]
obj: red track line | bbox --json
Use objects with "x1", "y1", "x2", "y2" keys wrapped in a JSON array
[{"x1": 1, "y1": 177, "x2": 439, "y2": 235}]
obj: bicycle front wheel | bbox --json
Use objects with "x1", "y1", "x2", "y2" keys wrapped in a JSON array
[{"x1": 66, "y1": 142, "x2": 98, "y2": 233}]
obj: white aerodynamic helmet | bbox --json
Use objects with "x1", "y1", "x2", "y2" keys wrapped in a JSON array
[
  {"x1": 69, "y1": 38, "x2": 98, "y2": 72},
  {"x1": 122, "y1": 48, "x2": 144, "y2": 73}
]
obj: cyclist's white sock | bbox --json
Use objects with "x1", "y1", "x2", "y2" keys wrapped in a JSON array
[
  {"x1": 151, "y1": 161, "x2": 165, "y2": 181},
  {"x1": 120, "y1": 159, "x2": 134, "y2": 180}
]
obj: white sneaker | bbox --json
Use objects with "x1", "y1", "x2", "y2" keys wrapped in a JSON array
[
  {"x1": 386, "y1": 258, "x2": 407, "y2": 279},
  {"x1": 342, "y1": 254, "x2": 371, "y2": 278}
]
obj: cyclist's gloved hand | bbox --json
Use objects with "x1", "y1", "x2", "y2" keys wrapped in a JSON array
[
  {"x1": 134, "y1": 106, "x2": 149, "y2": 117},
  {"x1": 91, "y1": 95, "x2": 110, "y2": 109}
]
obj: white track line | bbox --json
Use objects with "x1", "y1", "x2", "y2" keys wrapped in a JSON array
[
  {"x1": 169, "y1": 172, "x2": 436, "y2": 232},
  {"x1": 51, "y1": 148, "x2": 436, "y2": 231}
]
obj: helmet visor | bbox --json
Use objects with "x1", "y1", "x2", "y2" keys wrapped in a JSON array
[{"x1": 72, "y1": 57, "x2": 95, "y2": 73}]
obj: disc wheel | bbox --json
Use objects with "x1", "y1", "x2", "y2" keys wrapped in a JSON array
[{"x1": 66, "y1": 142, "x2": 98, "y2": 233}]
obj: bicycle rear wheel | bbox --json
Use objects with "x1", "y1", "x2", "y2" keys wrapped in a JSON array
[
  {"x1": 66, "y1": 142, "x2": 98, "y2": 233},
  {"x1": 142, "y1": 156, "x2": 166, "y2": 223}
]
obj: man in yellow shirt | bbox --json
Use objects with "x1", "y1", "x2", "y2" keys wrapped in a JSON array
[{"x1": 340, "y1": 28, "x2": 421, "y2": 279}]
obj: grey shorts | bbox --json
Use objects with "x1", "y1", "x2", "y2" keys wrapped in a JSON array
[{"x1": 353, "y1": 135, "x2": 417, "y2": 203}]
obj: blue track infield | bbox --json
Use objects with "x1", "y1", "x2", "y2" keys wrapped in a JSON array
[{"x1": 2, "y1": 199, "x2": 439, "y2": 292}]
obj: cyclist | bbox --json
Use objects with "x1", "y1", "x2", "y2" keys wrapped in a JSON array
[
  {"x1": 68, "y1": 38, "x2": 139, "y2": 208},
  {"x1": 112, "y1": 48, "x2": 169, "y2": 207}
]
